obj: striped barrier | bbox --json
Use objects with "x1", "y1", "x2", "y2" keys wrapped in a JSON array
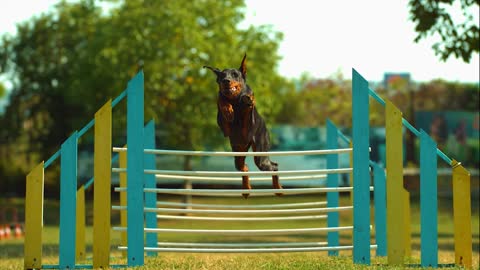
[
  {"x1": 111, "y1": 146, "x2": 380, "y2": 256},
  {"x1": 23, "y1": 68, "x2": 472, "y2": 269}
]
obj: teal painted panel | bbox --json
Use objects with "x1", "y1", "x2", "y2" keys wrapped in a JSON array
[
  {"x1": 144, "y1": 120, "x2": 158, "y2": 257},
  {"x1": 372, "y1": 162, "x2": 387, "y2": 256},
  {"x1": 326, "y1": 119, "x2": 339, "y2": 256},
  {"x1": 420, "y1": 130, "x2": 438, "y2": 267},
  {"x1": 127, "y1": 71, "x2": 145, "y2": 266},
  {"x1": 352, "y1": 69, "x2": 371, "y2": 264},
  {"x1": 59, "y1": 132, "x2": 78, "y2": 269}
]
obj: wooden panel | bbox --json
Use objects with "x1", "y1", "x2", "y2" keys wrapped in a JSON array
[
  {"x1": 24, "y1": 162, "x2": 44, "y2": 269},
  {"x1": 385, "y1": 100, "x2": 405, "y2": 265},
  {"x1": 76, "y1": 186, "x2": 86, "y2": 261},
  {"x1": 93, "y1": 100, "x2": 112, "y2": 268},
  {"x1": 127, "y1": 71, "x2": 145, "y2": 266},
  {"x1": 351, "y1": 69, "x2": 371, "y2": 264},
  {"x1": 59, "y1": 132, "x2": 78, "y2": 269},
  {"x1": 452, "y1": 160, "x2": 472, "y2": 268},
  {"x1": 420, "y1": 130, "x2": 437, "y2": 266},
  {"x1": 144, "y1": 120, "x2": 158, "y2": 257},
  {"x1": 372, "y1": 162, "x2": 387, "y2": 256},
  {"x1": 403, "y1": 188, "x2": 411, "y2": 257},
  {"x1": 326, "y1": 119, "x2": 339, "y2": 256}
]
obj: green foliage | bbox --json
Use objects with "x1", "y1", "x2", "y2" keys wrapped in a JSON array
[
  {"x1": 277, "y1": 75, "x2": 478, "y2": 129},
  {"x1": 0, "y1": 82, "x2": 5, "y2": 98},
  {"x1": 409, "y1": 0, "x2": 479, "y2": 62},
  {"x1": 0, "y1": 0, "x2": 287, "y2": 194},
  {"x1": 276, "y1": 76, "x2": 357, "y2": 127},
  {"x1": 411, "y1": 80, "x2": 479, "y2": 111}
]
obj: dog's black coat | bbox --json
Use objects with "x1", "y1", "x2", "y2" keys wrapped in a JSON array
[{"x1": 204, "y1": 54, "x2": 281, "y2": 197}]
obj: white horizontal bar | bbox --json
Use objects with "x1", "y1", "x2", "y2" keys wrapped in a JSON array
[
  {"x1": 156, "y1": 214, "x2": 328, "y2": 221},
  {"x1": 113, "y1": 147, "x2": 352, "y2": 156},
  {"x1": 155, "y1": 201, "x2": 327, "y2": 209},
  {"x1": 148, "y1": 168, "x2": 351, "y2": 176},
  {"x1": 112, "y1": 168, "x2": 352, "y2": 176},
  {"x1": 144, "y1": 206, "x2": 352, "y2": 214},
  {"x1": 112, "y1": 205, "x2": 351, "y2": 214},
  {"x1": 113, "y1": 226, "x2": 357, "y2": 235},
  {"x1": 156, "y1": 242, "x2": 328, "y2": 248},
  {"x1": 140, "y1": 187, "x2": 364, "y2": 196},
  {"x1": 114, "y1": 186, "x2": 374, "y2": 196},
  {"x1": 118, "y1": 245, "x2": 378, "y2": 253},
  {"x1": 155, "y1": 174, "x2": 327, "y2": 182}
]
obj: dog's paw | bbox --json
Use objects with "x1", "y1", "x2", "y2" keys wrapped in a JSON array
[
  {"x1": 241, "y1": 94, "x2": 255, "y2": 107},
  {"x1": 273, "y1": 183, "x2": 283, "y2": 197},
  {"x1": 242, "y1": 179, "x2": 252, "y2": 199}
]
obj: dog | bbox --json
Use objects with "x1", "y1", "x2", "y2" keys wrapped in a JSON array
[{"x1": 204, "y1": 54, "x2": 282, "y2": 198}]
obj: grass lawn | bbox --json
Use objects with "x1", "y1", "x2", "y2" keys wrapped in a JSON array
[{"x1": 1, "y1": 194, "x2": 478, "y2": 269}]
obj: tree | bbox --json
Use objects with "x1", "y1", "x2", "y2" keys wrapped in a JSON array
[
  {"x1": 276, "y1": 76, "x2": 358, "y2": 127},
  {"x1": 409, "y1": 0, "x2": 479, "y2": 62},
  {"x1": 0, "y1": 0, "x2": 288, "y2": 195}
]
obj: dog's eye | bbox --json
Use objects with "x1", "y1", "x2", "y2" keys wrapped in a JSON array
[{"x1": 232, "y1": 72, "x2": 238, "y2": 78}]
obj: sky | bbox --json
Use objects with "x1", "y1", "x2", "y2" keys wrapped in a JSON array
[
  {"x1": 241, "y1": 0, "x2": 479, "y2": 83},
  {"x1": 0, "y1": 0, "x2": 479, "y2": 85}
]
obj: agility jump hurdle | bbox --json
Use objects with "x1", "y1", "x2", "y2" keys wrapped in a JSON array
[
  {"x1": 110, "y1": 142, "x2": 379, "y2": 258},
  {"x1": 24, "y1": 68, "x2": 472, "y2": 269},
  {"x1": 24, "y1": 72, "x2": 142, "y2": 269},
  {"x1": 352, "y1": 69, "x2": 472, "y2": 268}
]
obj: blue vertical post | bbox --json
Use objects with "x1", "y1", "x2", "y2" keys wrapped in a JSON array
[
  {"x1": 144, "y1": 120, "x2": 157, "y2": 257},
  {"x1": 326, "y1": 119, "x2": 339, "y2": 256},
  {"x1": 59, "y1": 131, "x2": 78, "y2": 269},
  {"x1": 372, "y1": 162, "x2": 387, "y2": 256},
  {"x1": 420, "y1": 130, "x2": 438, "y2": 267},
  {"x1": 352, "y1": 68, "x2": 371, "y2": 264},
  {"x1": 127, "y1": 71, "x2": 145, "y2": 266}
]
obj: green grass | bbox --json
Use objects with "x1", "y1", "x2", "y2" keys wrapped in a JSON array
[{"x1": 1, "y1": 194, "x2": 479, "y2": 269}]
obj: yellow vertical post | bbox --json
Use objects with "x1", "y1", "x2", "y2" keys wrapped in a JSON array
[
  {"x1": 76, "y1": 186, "x2": 86, "y2": 261},
  {"x1": 93, "y1": 100, "x2": 112, "y2": 268},
  {"x1": 385, "y1": 100, "x2": 405, "y2": 265},
  {"x1": 24, "y1": 162, "x2": 44, "y2": 270},
  {"x1": 452, "y1": 160, "x2": 472, "y2": 268},
  {"x1": 403, "y1": 188, "x2": 411, "y2": 257},
  {"x1": 119, "y1": 145, "x2": 128, "y2": 258}
]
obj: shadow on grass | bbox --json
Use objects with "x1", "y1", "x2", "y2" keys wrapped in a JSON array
[
  {"x1": 371, "y1": 263, "x2": 458, "y2": 268},
  {"x1": 0, "y1": 242, "x2": 98, "y2": 260},
  {"x1": 404, "y1": 264, "x2": 457, "y2": 268},
  {"x1": 1, "y1": 242, "x2": 57, "y2": 259}
]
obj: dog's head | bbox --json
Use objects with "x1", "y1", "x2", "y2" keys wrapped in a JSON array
[{"x1": 204, "y1": 53, "x2": 247, "y2": 100}]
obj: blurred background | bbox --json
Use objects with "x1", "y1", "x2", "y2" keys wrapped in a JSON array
[{"x1": 0, "y1": 0, "x2": 478, "y2": 198}]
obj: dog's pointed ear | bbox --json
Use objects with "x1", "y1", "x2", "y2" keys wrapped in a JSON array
[
  {"x1": 239, "y1": 53, "x2": 247, "y2": 79},
  {"x1": 203, "y1": 66, "x2": 222, "y2": 77}
]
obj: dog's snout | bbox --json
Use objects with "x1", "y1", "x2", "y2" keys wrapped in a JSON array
[{"x1": 222, "y1": 78, "x2": 230, "y2": 84}]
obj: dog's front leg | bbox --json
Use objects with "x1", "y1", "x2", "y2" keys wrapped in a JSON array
[
  {"x1": 217, "y1": 97, "x2": 234, "y2": 137},
  {"x1": 218, "y1": 96, "x2": 234, "y2": 122},
  {"x1": 239, "y1": 92, "x2": 256, "y2": 140}
]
